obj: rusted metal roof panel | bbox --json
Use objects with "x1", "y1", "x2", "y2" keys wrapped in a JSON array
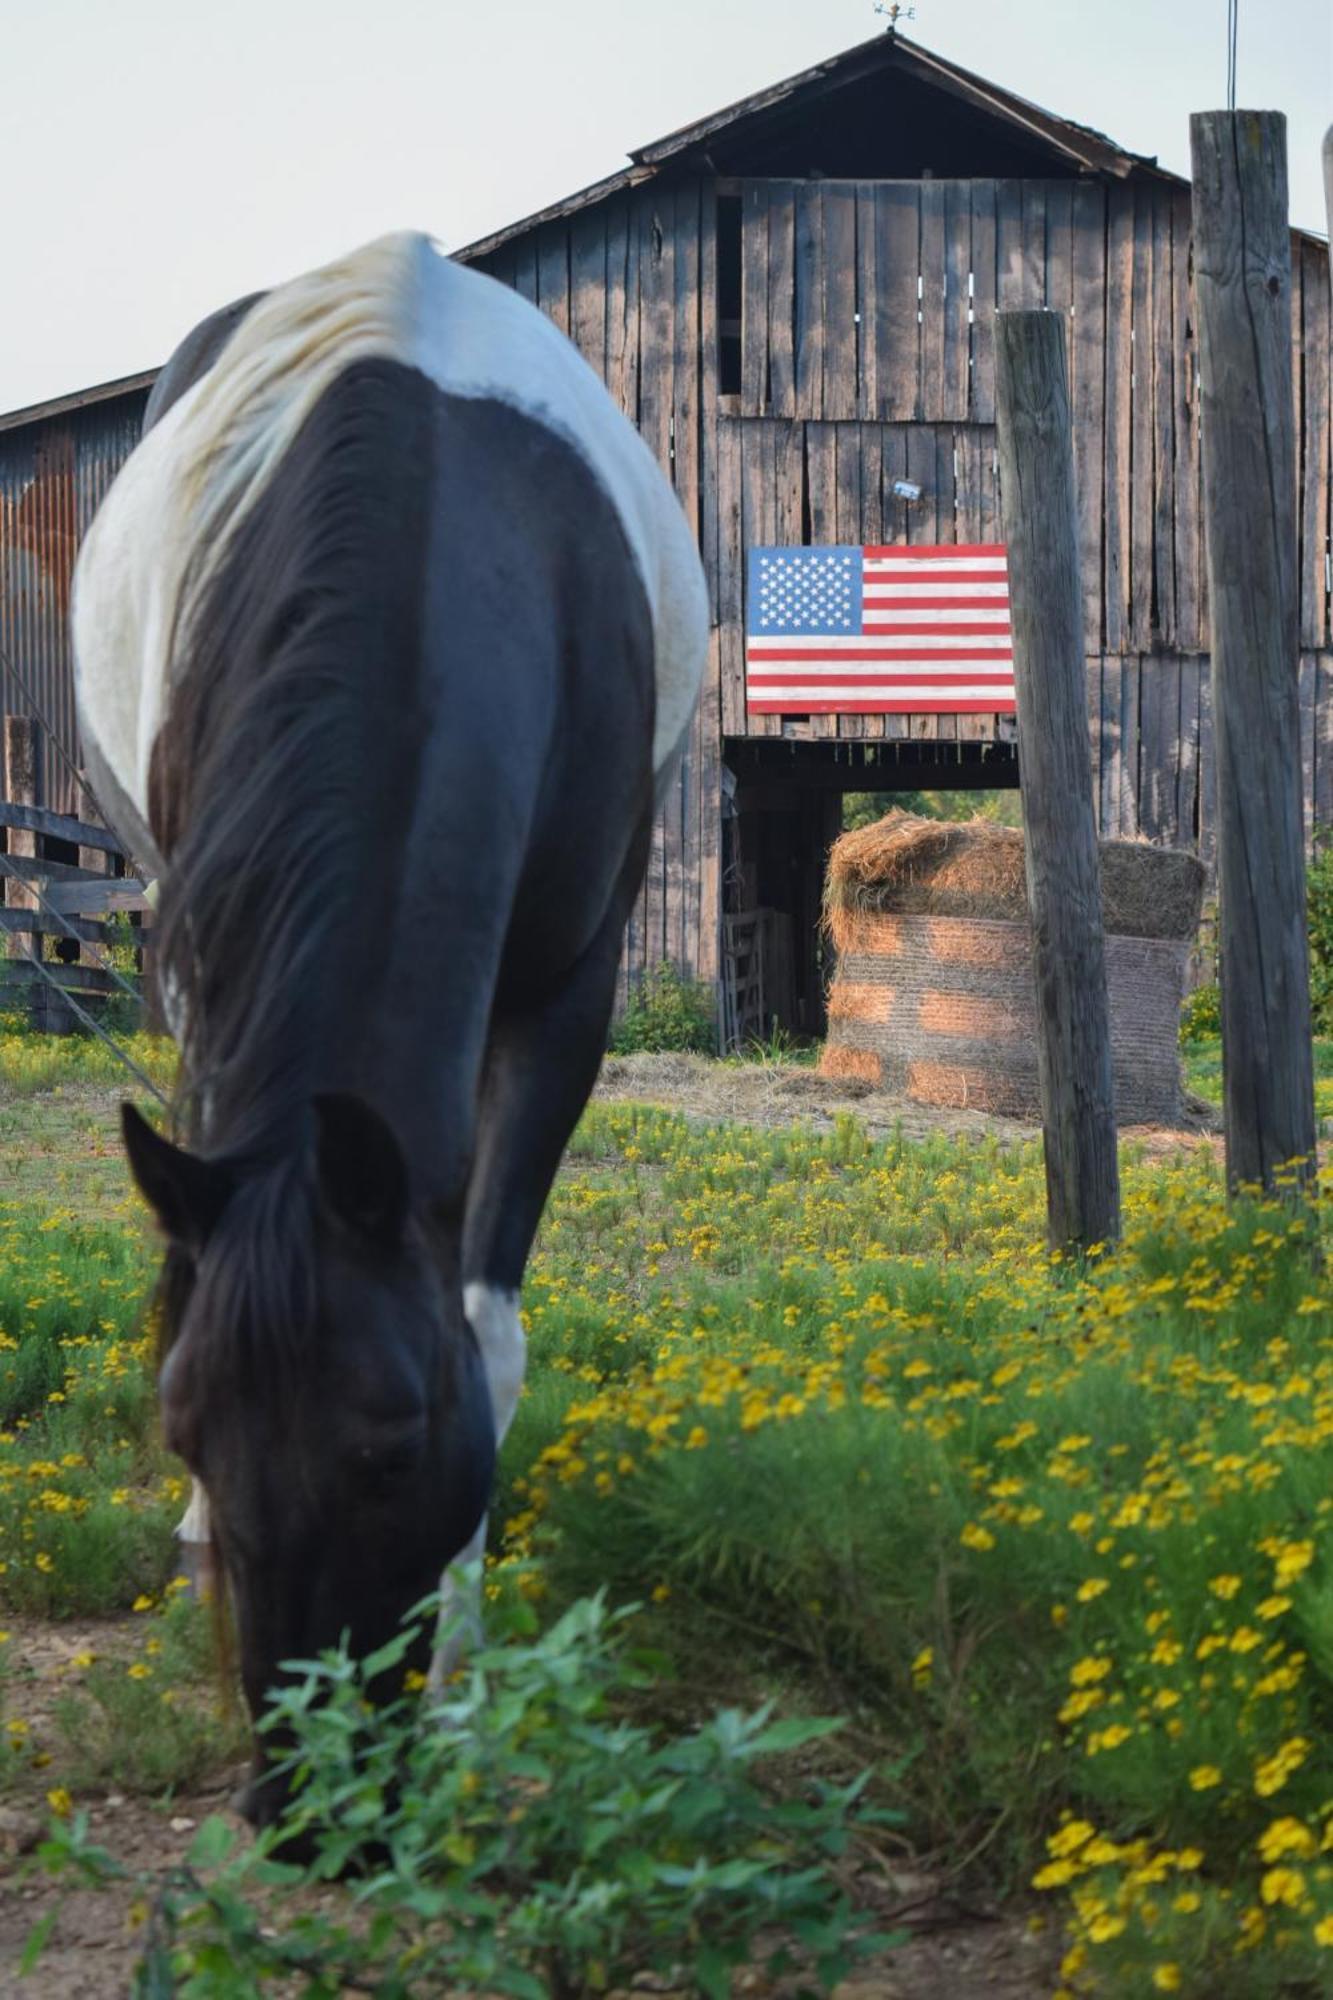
[{"x1": 0, "y1": 389, "x2": 148, "y2": 815}]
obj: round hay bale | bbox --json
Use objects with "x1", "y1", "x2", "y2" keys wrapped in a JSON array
[{"x1": 820, "y1": 814, "x2": 1205, "y2": 1126}]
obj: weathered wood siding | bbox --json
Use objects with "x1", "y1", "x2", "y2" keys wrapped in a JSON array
[
  {"x1": 474, "y1": 170, "x2": 1333, "y2": 991},
  {"x1": 479, "y1": 187, "x2": 722, "y2": 1003}
]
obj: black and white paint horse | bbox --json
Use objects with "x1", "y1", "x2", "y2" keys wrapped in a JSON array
[{"x1": 71, "y1": 232, "x2": 707, "y2": 1827}]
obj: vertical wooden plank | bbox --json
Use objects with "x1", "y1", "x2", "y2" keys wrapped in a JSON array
[
  {"x1": 1043, "y1": 182, "x2": 1073, "y2": 317},
  {"x1": 698, "y1": 182, "x2": 721, "y2": 624},
  {"x1": 879, "y1": 427, "x2": 910, "y2": 740},
  {"x1": 919, "y1": 178, "x2": 947, "y2": 418},
  {"x1": 857, "y1": 421, "x2": 886, "y2": 742},
  {"x1": 823, "y1": 182, "x2": 857, "y2": 420},
  {"x1": 942, "y1": 181, "x2": 971, "y2": 420},
  {"x1": 834, "y1": 424, "x2": 864, "y2": 738},
  {"x1": 604, "y1": 196, "x2": 631, "y2": 414},
  {"x1": 512, "y1": 234, "x2": 539, "y2": 305},
  {"x1": 569, "y1": 212, "x2": 605, "y2": 374},
  {"x1": 1317, "y1": 653, "x2": 1333, "y2": 835},
  {"x1": 1150, "y1": 188, "x2": 1176, "y2": 647},
  {"x1": 673, "y1": 182, "x2": 702, "y2": 542},
  {"x1": 1130, "y1": 188, "x2": 1155, "y2": 649},
  {"x1": 1172, "y1": 191, "x2": 1203, "y2": 651},
  {"x1": 961, "y1": 429, "x2": 997, "y2": 742},
  {"x1": 856, "y1": 184, "x2": 878, "y2": 418},
  {"x1": 741, "y1": 181, "x2": 770, "y2": 416},
  {"x1": 767, "y1": 182, "x2": 796, "y2": 417},
  {"x1": 717, "y1": 419, "x2": 745, "y2": 736},
  {"x1": 978, "y1": 427, "x2": 1000, "y2": 545},
  {"x1": 670, "y1": 182, "x2": 703, "y2": 975},
  {"x1": 1085, "y1": 658, "x2": 1104, "y2": 827},
  {"x1": 1178, "y1": 657, "x2": 1202, "y2": 847},
  {"x1": 969, "y1": 180, "x2": 998, "y2": 423},
  {"x1": 906, "y1": 427, "x2": 941, "y2": 743},
  {"x1": 637, "y1": 192, "x2": 675, "y2": 481},
  {"x1": 1139, "y1": 660, "x2": 1181, "y2": 842},
  {"x1": 741, "y1": 422, "x2": 781, "y2": 739},
  {"x1": 1300, "y1": 653, "x2": 1317, "y2": 850},
  {"x1": 1099, "y1": 654, "x2": 1122, "y2": 833},
  {"x1": 1104, "y1": 183, "x2": 1135, "y2": 654},
  {"x1": 805, "y1": 421, "x2": 838, "y2": 738},
  {"x1": 1119, "y1": 657, "x2": 1141, "y2": 835},
  {"x1": 1198, "y1": 661, "x2": 1217, "y2": 870},
  {"x1": 696, "y1": 628, "x2": 723, "y2": 985},
  {"x1": 537, "y1": 223, "x2": 570, "y2": 333},
  {"x1": 484, "y1": 246, "x2": 517, "y2": 292},
  {"x1": 795, "y1": 182, "x2": 826, "y2": 414},
  {"x1": 1020, "y1": 182, "x2": 1046, "y2": 306},
  {"x1": 1300, "y1": 240, "x2": 1330, "y2": 649},
  {"x1": 1071, "y1": 182, "x2": 1107, "y2": 657},
  {"x1": 875, "y1": 183, "x2": 921, "y2": 419}
]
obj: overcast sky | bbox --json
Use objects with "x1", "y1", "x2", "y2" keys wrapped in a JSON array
[{"x1": 3, "y1": 0, "x2": 1329, "y2": 416}]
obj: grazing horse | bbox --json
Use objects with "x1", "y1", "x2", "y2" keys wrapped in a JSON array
[{"x1": 70, "y1": 232, "x2": 707, "y2": 1828}]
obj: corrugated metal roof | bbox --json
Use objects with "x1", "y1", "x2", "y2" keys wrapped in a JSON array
[{"x1": 0, "y1": 370, "x2": 158, "y2": 438}]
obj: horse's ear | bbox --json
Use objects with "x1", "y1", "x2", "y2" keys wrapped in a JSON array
[
  {"x1": 312, "y1": 1093, "x2": 409, "y2": 1245},
  {"x1": 122, "y1": 1103, "x2": 234, "y2": 1249}
]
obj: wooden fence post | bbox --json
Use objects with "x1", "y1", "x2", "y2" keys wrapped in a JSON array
[
  {"x1": 1190, "y1": 111, "x2": 1315, "y2": 1196},
  {"x1": 994, "y1": 309, "x2": 1121, "y2": 1251}
]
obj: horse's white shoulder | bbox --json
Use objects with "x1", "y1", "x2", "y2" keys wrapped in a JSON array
[{"x1": 411, "y1": 243, "x2": 708, "y2": 783}]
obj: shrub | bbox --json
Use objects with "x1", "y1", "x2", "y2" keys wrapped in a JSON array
[
  {"x1": 1179, "y1": 979, "x2": 1220, "y2": 1045},
  {"x1": 30, "y1": 1589, "x2": 895, "y2": 1998},
  {"x1": 1307, "y1": 842, "x2": 1333, "y2": 1034},
  {"x1": 609, "y1": 963, "x2": 716, "y2": 1056}
]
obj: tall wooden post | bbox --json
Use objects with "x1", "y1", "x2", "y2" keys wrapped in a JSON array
[
  {"x1": 994, "y1": 309, "x2": 1120, "y2": 1251},
  {"x1": 1191, "y1": 111, "x2": 1315, "y2": 1196}
]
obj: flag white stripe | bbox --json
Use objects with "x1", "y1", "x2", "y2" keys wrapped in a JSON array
[
  {"x1": 858, "y1": 606, "x2": 1011, "y2": 623},
  {"x1": 864, "y1": 556, "x2": 1009, "y2": 574},
  {"x1": 859, "y1": 581, "x2": 1010, "y2": 599},
  {"x1": 748, "y1": 684, "x2": 1014, "y2": 701}
]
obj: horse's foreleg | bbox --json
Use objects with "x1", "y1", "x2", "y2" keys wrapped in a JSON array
[{"x1": 428, "y1": 848, "x2": 646, "y2": 1687}]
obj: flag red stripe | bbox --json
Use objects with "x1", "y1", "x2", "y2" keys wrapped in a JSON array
[
  {"x1": 747, "y1": 648, "x2": 1014, "y2": 664},
  {"x1": 864, "y1": 570, "x2": 1009, "y2": 585},
  {"x1": 747, "y1": 672, "x2": 1014, "y2": 688},
  {"x1": 862, "y1": 544, "x2": 1007, "y2": 559},
  {"x1": 856, "y1": 616, "x2": 1012, "y2": 632},
  {"x1": 860, "y1": 588, "x2": 1008, "y2": 604}
]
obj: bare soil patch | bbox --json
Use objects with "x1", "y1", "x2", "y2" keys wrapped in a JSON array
[{"x1": 595, "y1": 1050, "x2": 1222, "y2": 1162}]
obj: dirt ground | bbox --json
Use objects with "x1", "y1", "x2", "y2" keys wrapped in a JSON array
[
  {"x1": 2, "y1": 1054, "x2": 1216, "y2": 1996},
  {"x1": 595, "y1": 1049, "x2": 1223, "y2": 1160}
]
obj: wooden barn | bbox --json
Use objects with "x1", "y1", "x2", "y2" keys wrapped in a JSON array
[{"x1": 2, "y1": 30, "x2": 1330, "y2": 1040}]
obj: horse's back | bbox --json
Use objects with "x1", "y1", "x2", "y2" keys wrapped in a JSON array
[{"x1": 71, "y1": 235, "x2": 707, "y2": 878}]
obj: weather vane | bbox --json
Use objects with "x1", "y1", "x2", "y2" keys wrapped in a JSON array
[{"x1": 875, "y1": 2, "x2": 916, "y2": 23}]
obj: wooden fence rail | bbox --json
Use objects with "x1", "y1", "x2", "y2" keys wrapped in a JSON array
[{"x1": 0, "y1": 715, "x2": 147, "y2": 1032}]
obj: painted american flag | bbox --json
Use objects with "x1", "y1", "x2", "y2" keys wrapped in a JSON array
[{"x1": 744, "y1": 544, "x2": 1015, "y2": 714}]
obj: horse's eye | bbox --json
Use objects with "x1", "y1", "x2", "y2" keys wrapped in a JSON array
[{"x1": 353, "y1": 1439, "x2": 423, "y2": 1493}]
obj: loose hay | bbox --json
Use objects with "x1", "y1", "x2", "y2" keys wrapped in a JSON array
[{"x1": 821, "y1": 814, "x2": 1205, "y2": 1126}]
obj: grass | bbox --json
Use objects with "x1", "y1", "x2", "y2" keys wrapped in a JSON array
[
  {"x1": 1182, "y1": 1032, "x2": 1333, "y2": 1124},
  {"x1": 3, "y1": 1030, "x2": 1333, "y2": 1993}
]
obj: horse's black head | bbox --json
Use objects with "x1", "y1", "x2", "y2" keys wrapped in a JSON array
[{"x1": 122, "y1": 1093, "x2": 494, "y2": 1829}]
